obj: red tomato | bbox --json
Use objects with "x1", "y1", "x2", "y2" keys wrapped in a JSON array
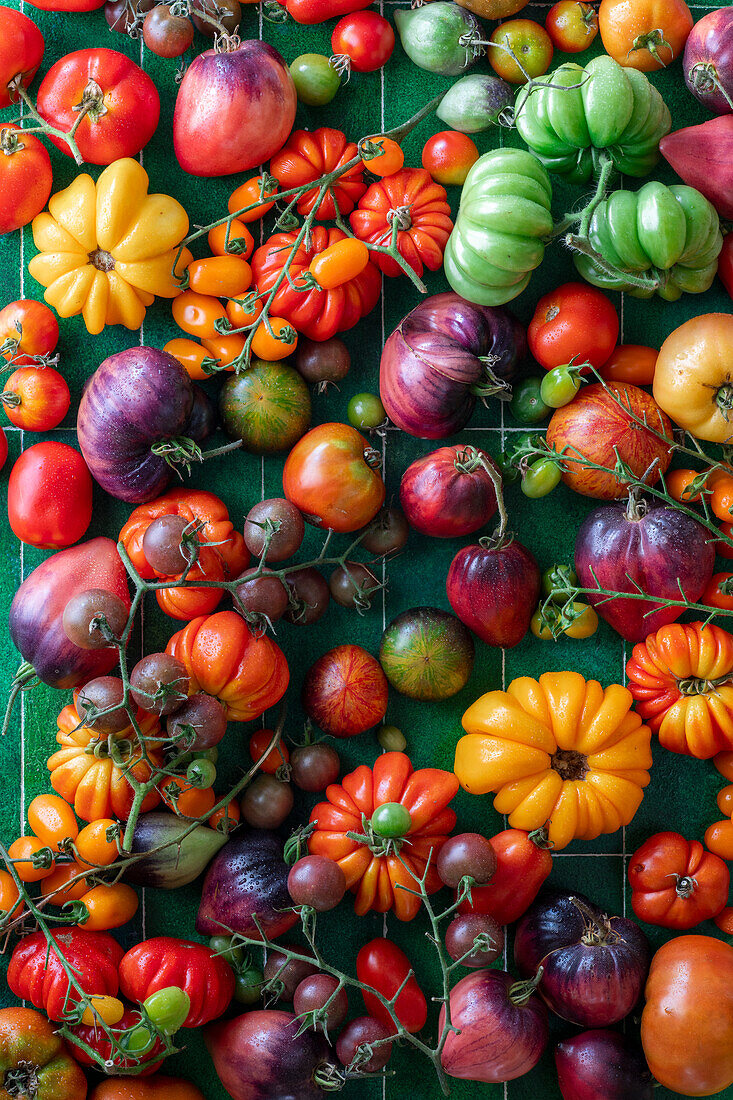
[
  {"x1": 719, "y1": 233, "x2": 733, "y2": 300},
  {"x1": 118, "y1": 937, "x2": 235, "y2": 1028},
  {"x1": 720, "y1": 521, "x2": 733, "y2": 561},
  {"x1": 26, "y1": 0, "x2": 106, "y2": 10},
  {"x1": 8, "y1": 929, "x2": 123, "y2": 1022},
  {"x1": 331, "y1": 11, "x2": 395, "y2": 73},
  {"x1": 545, "y1": 1, "x2": 599, "y2": 53},
  {"x1": 1, "y1": 366, "x2": 70, "y2": 430},
  {"x1": 0, "y1": 428, "x2": 7, "y2": 472},
  {"x1": 0, "y1": 299, "x2": 59, "y2": 365},
  {"x1": 356, "y1": 939, "x2": 428, "y2": 1034},
  {"x1": 0, "y1": 126, "x2": 52, "y2": 236},
  {"x1": 421, "y1": 131, "x2": 479, "y2": 186},
  {"x1": 703, "y1": 572, "x2": 733, "y2": 612},
  {"x1": 457, "y1": 828, "x2": 553, "y2": 924},
  {"x1": 488, "y1": 18, "x2": 554, "y2": 84},
  {"x1": 8, "y1": 441, "x2": 93, "y2": 548},
  {"x1": 72, "y1": 1005, "x2": 164, "y2": 1075},
  {"x1": 36, "y1": 48, "x2": 160, "y2": 165},
  {"x1": 629, "y1": 831, "x2": 730, "y2": 929},
  {"x1": 528, "y1": 282, "x2": 619, "y2": 370},
  {"x1": 599, "y1": 344, "x2": 658, "y2": 385},
  {"x1": 0, "y1": 7, "x2": 44, "y2": 109}
]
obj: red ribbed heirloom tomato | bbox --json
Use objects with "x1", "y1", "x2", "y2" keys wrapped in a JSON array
[
  {"x1": 269, "y1": 127, "x2": 366, "y2": 219},
  {"x1": 0, "y1": 126, "x2": 52, "y2": 236},
  {"x1": 36, "y1": 48, "x2": 160, "y2": 164},
  {"x1": 72, "y1": 1005, "x2": 164, "y2": 1076},
  {"x1": 308, "y1": 751, "x2": 459, "y2": 920},
  {"x1": 0, "y1": 8, "x2": 44, "y2": 109},
  {"x1": 119, "y1": 937, "x2": 235, "y2": 1028},
  {"x1": 8, "y1": 441, "x2": 93, "y2": 548},
  {"x1": 8, "y1": 929, "x2": 123, "y2": 1022},
  {"x1": 356, "y1": 939, "x2": 428, "y2": 1033},
  {"x1": 251, "y1": 226, "x2": 381, "y2": 341},
  {"x1": 0, "y1": 1007, "x2": 87, "y2": 1099},
  {"x1": 350, "y1": 168, "x2": 453, "y2": 278},
  {"x1": 302, "y1": 643, "x2": 389, "y2": 737},
  {"x1": 629, "y1": 831, "x2": 729, "y2": 929},
  {"x1": 626, "y1": 622, "x2": 733, "y2": 758}
]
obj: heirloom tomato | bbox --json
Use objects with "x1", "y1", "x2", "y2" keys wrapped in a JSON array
[
  {"x1": 356, "y1": 939, "x2": 427, "y2": 1033},
  {"x1": 119, "y1": 937, "x2": 234, "y2": 1027},
  {"x1": 208, "y1": 218, "x2": 254, "y2": 259},
  {"x1": 331, "y1": 11, "x2": 395, "y2": 72},
  {"x1": 270, "y1": 128, "x2": 366, "y2": 220},
  {"x1": 488, "y1": 18, "x2": 553, "y2": 84},
  {"x1": 0, "y1": 127, "x2": 52, "y2": 236},
  {"x1": 0, "y1": 7, "x2": 44, "y2": 109},
  {"x1": 0, "y1": 1007, "x2": 87, "y2": 1099},
  {"x1": 1, "y1": 365, "x2": 70, "y2": 430},
  {"x1": 91, "y1": 1079, "x2": 205, "y2": 1100},
  {"x1": 457, "y1": 828, "x2": 553, "y2": 925},
  {"x1": 653, "y1": 314, "x2": 733, "y2": 443},
  {"x1": 0, "y1": 298, "x2": 58, "y2": 365},
  {"x1": 283, "y1": 423, "x2": 385, "y2": 533},
  {"x1": 8, "y1": 441, "x2": 93, "y2": 548},
  {"x1": 8, "y1": 929, "x2": 123, "y2": 1022},
  {"x1": 27, "y1": 0, "x2": 105, "y2": 8},
  {"x1": 629, "y1": 831, "x2": 729, "y2": 929},
  {"x1": 72, "y1": 1005, "x2": 164, "y2": 1075},
  {"x1": 599, "y1": 0, "x2": 693, "y2": 71},
  {"x1": 545, "y1": 2, "x2": 598, "y2": 53},
  {"x1": 528, "y1": 283, "x2": 618, "y2": 370},
  {"x1": 289, "y1": 53, "x2": 341, "y2": 106},
  {"x1": 421, "y1": 131, "x2": 479, "y2": 186},
  {"x1": 302, "y1": 643, "x2": 389, "y2": 737},
  {"x1": 599, "y1": 343, "x2": 658, "y2": 385}
]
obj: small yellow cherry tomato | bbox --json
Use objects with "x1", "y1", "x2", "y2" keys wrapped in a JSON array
[
  {"x1": 75, "y1": 819, "x2": 119, "y2": 868},
  {"x1": 81, "y1": 995, "x2": 125, "y2": 1026},
  {"x1": 718, "y1": 783, "x2": 733, "y2": 818},
  {"x1": 563, "y1": 602, "x2": 599, "y2": 639},
  {"x1": 309, "y1": 237, "x2": 370, "y2": 289},
  {"x1": 201, "y1": 333, "x2": 246, "y2": 369},
  {"x1": 530, "y1": 610, "x2": 555, "y2": 640},
  {"x1": 0, "y1": 870, "x2": 23, "y2": 916}
]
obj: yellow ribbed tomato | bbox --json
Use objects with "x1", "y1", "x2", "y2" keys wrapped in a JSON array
[
  {"x1": 454, "y1": 671, "x2": 652, "y2": 849},
  {"x1": 28, "y1": 159, "x2": 192, "y2": 336},
  {"x1": 626, "y1": 621, "x2": 733, "y2": 758}
]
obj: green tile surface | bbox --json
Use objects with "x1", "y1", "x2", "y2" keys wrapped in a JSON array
[{"x1": 0, "y1": 2, "x2": 731, "y2": 1097}]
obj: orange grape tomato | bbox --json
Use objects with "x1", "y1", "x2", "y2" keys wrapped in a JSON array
[
  {"x1": 81, "y1": 995, "x2": 125, "y2": 1026},
  {"x1": 161, "y1": 775, "x2": 216, "y2": 818},
  {"x1": 421, "y1": 131, "x2": 480, "y2": 186},
  {"x1": 208, "y1": 219, "x2": 255, "y2": 259},
  {"x1": 711, "y1": 480, "x2": 733, "y2": 523},
  {"x1": 40, "y1": 861, "x2": 88, "y2": 904},
  {"x1": 75, "y1": 819, "x2": 119, "y2": 867},
  {"x1": 164, "y1": 337, "x2": 218, "y2": 382},
  {"x1": 599, "y1": 344, "x2": 658, "y2": 385},
  {"x1": 0, "y1": 870, "x2": 22, "y2": 916},
  {"x1": 228, "y1": 175, "x2": 278, "y2": 223},
  {"x1": 79, "y1": 883, "x2": 139, "y2": 931},
  {"x1": 187, "y1": 256, "x2": 253, "y2": 299},
  {"x1": 705, "y1": 819, "x2": 733, "y2": 861},
  {"x1": 715, "y1": 751, "x2": 733, "y2": 781},
  {"x1": 201, "y1": 333, "x2": 246, "y2": 369},
  {"x1": 666, "y1": 469, "x2": 703, "y2": 504},
  {"x1": 715, "y1": 906, "x2": 733, "y2": 936},
  {"x1": 249, "y1": 729, "x2": 290, "y2": 774},
  {"x1": 718, "y1": 783, "x2": 733, "y2": 818},
  {"x1": 209, "y1": 799, "x2": 241, "y2": 834},
  {"x1": 251, "y1": 317, "x2": 298, "y2": 360},
  {"x1": 360, "y1": 135, "x2": 404, "y2": 176},
  {"x1": 226, "y1": 295, "x2": 263, "y2": 330},
  {"x1": 27, "y1": 793, "x2": 79, "y2": 849},
  {"x1": 704, "y1": 573, "x2": 733, "y2": 612},
  {"x1": 8, "y1": 835, "x2": 55, "y2": 882},
  {"x1": 309, "y1": 237, "x2": 370, "y2": 289},
  {"x1": 171, "y1": 290, "x2": 228, "y2": 340},
  {"x1": 718, "y1": 521, "x2": 733, "y2": 560}
]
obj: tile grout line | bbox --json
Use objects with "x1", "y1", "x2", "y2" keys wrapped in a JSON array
[
  {"x1": 18, "y1": 3, "x2": 25, "y2": 834},
  {"x1": 379, "y1": 16, "x2": 388, "y2": 1100},
  {"x1": 139, "y1": 24, "x2": 147, "y2": 944}
]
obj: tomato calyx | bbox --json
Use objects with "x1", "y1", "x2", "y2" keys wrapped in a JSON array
[
  {"x1": 4, "y1": 1061, "x2": 43, "y2": 1100},
  {"x1": 673, "y1": 874, "x2": 698, "y2": 900},
  {"x1": 687, "y1": 62, "x2": 733, "y2": 112},
  {"x1": 629, "y1": 29, "x2": 673, "y2": 68},
  {"x1": 715, "y1": 382, "x2": 733, "y2": 420},
  {"x1": 551, "y1": 748, "x2": 588, "y2": 781},
  {"x1": 313, "y1": 1060, "x2": 345, "y2": 1091},
  {"x1": 386, "y1": 204, "x2": 413, "y2": 233},
  {"x1": 508, "y1": 966, "x2": 544, "y2": 1007},
  {"x1": 346, "y1": 809, "x2": 411, "y2": 856},
  {"x1": 677, "y1": 673, "x2": 733, "y2": 697},
  {"x1": 0, "y1": 126, "x2": 25, "y2": 158},
  {"x1": 88, "y1": 248, "x2": 115, "y2": 273},
  {"x1": 528, "y1": 825, "x2": 554, "y2": 850},
  {"x1": 72, "y1": 79, "x2": 108, "y2": 124},
  {"x1": 571, "y1": 895, "x2": 622, "y2": 947},
  {"x1": 328, "y1": 53, "x2": 351, "y2": 78}
]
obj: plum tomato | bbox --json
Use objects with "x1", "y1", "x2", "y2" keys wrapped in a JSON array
[
  {"x1": 421, "y1": 131, "x2": 479, "y2": 186},
  {"x1": 0, "y1": 7, "x2": 44, "y2": 109},
  {"x1": 488, "y1": 19, "x2": 553, "y2": 84},
  {"x1": 599, "y1": 344, "x2": 658, "y2": 386},
  {"x1": 7, "y1": 441, "x2": 93, "y2": 549},
  {"x1": 331, "y1": 11, "x2": 395, "y2": 74},
  {"x1": 528, "y1": 282, "x2": 619, "y2": 371},
  {"x1": 545, "y1": 1, "x2": 598, "y2": 53},
  {"x1": 521, "y1": 458, "x2": 562, "y2": 498},
  {"x1": 539, "y1": 364, "x2": 583, "y2": 408},
  {"x1": 290, "y1": 53, "x2": 341, "y2": 106},
  {"x1": 0, "y1": 299, "x2": 59, "y2": 365}
]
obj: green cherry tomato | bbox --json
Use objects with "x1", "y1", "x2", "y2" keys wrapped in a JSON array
[
  {"x1": 370, "y1": 801, "x2": 412, "y2": 838},
  {"x1": 186, "y1": 758, "x2": 217, "y2": 788},
  {"x1": 521, "y1": 458, "x2": 562, "y2": 498},
  {"x1": 234, "y1": 966, "x2": 264, "y2": 1005},
  {"x1": 510, "y1": 377, "x2": 551, "y2": 424},
  {"x1": 542, "y1": 563, "x2": 578, "y2": 602},
  {"x1": 290, "y1": 54, "x2": 341, "y2": 106},
  {"x1": 530, "y1": 608, "x2": 555, "y2": 640},
  {"x1": 377, "y1": 724, "x2": 407, "y2": 752},
  {"x1": 347, "y1": 392, "x2": 386, "y2": 430},
  {"x1": 121, "y1": 1024, "x2": 156, "y2": 1056},
  {"x1": 142, "y1": 986, "x2": 191, "y2": 1034},
  {"x1": 539, "y1": 365, "x2": 582, "y2": 408},
  {"x1": 209, "y1": 935, "x2": 245, "y2": 966},
  {"x1": 193, "y1": 747, "x2": 219, "y2": 763}
]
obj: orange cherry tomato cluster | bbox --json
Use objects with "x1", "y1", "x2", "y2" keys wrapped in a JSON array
[{"x1": 705, "y1": 753, "x2": 733, "y2": 861}]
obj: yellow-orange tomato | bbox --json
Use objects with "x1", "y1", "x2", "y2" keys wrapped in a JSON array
[
  {"x1": 81, "y1": 996, "x2": 125, "y2": 1027},
  {"x1": 187, "y1": 256, "x2": 252, "y2": 299},
  {"x1": 172, "y1": 291, "x2": 228, "y2": 340},
  {"x1": 705, "y1": 819, "x2": 733, "y2": 861},
  {"x1": 164, "y1": 338, "x2": 218, "y2": 382},
  {"x1": 251, "y1": 317, "x2": 298, "y2": 360},
  {"x1": 248, "y1": 729, "x2": 290, "y2": 775},
  {"x1": 75, "y1": 819, "x2": 119, "y2": 867},
  {"x1": 201, "y1": 333, "x2": 246, "y2": 369},
  {"x1": 40, "y1": 860, "x2": 88, "y2": 904},
  {"x1": 161, "y1": 775, "x2": 216, "y2": 818},
  {"x1": 27, "y1": 794, "x2": 79, "y2": 851},
  {"x1": 79, "y1": 883, "x2": 139, "y2": 931},
  {"x1": 226, "y1": 296, "x2": 263, "y2": 330},
  {"x1": 360, "y1": 136, "x2": 404, "y2": 176},
  {"x1": 228, "y1": 175, "x2": 278, "y2": 223},
  {"x1": 717, "y1": 751, "x2": 733, "y2": 781},
  {"x1": 599, "y1": 0, "x2": 693, "y2": 72},
  {"x1": 715, "y1": 906, "x2": 733, "y2": 935},
  {"x1": 666, "y1": 468, "x2": 703, "y2": 504},
  {"x1": 209, "y1": 799, "x2": 241, "y2": 834},
  {"x1": 718, "y1": 784, "x2": 733, "y2": 817},
  {"x1": 0, "y1": 870, "x2": 23, "y2": 916},
  {"x1": 599, "y1": 344, "x2": 658, "y2": 385},
  {"x1": 712, "y1": 479, "x2": 733, "y2": 522},
  {"x1": 8, "y1": 836, "x2": 55, "y2": 882},
  {"x1": 208, "y1": 219, "x2": 255, "y2": 259},
  {"x1": 488, "y1": 18, "x2": 554, "y2": 84},
  {"x1": 309, "y1": 237, "x2": 370, "y2": 290}
]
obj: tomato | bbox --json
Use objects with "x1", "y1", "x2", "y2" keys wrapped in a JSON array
[
  {"x1": 270, "y1": 128, "x2": 366, "y2": 221},
  {"x1": 0, "y1": 1007, "x2": 87, "y2": 1099},
  {"x1": 545, "y1": 2, "x2": 598, "y2": 52},
  {"x1": 283, "y1": 422, "x2": 385, "y2": 533},
  {"x1": 27, "y1": 793, "x2": 78, "y2": 850},
  {"x1": 142, "y1": 987, "x2": 191, "y2": 1033},
  {"x1": 360, "y1": 135, "x2": 404, "y2": 176},
  {"x1": 421, "y1": 131, "x2": 479, "y2": 186},
  {"x1": 717, "y1": 751, "x2": 733, "y2": 782},
  {"x1": 227, "y1": 175, "x2": 278, "y2": 223},
  {"x1": 371, "y1": 801, "x2": 412, "y2": 838},
  {"x1": 0, "y1": 299, "x2": 59, "y2": 365},
  {"x1": 599, "y1": 344, "x2": 658, "y2": 385},
  {"x1": 488, "y1": 18, "x2": 554, "y2": 84},
  {"x1": 187, "y1": 256, "x2": 252, "y2": 298},
  {"x1": 704, "y1": 573, "x2": 733, "y2": 612},
  {"x1": 226, "y1": 295, "x2": 263, "y2": 330},
  {"x1": 0, "y1": 126, "x2": 52, "y2": 235},
  {"x1": 599, "y1": 0, "x2": 693, "y2": 71},
  {"x1": 719, "y1": 233, "x2": 733, "y2": 299},
  {"x1": 76, "y1": 818, "x2": 119, "y2": 867},
  {"x1": 250, "y1": 317, "x2": 298, "y2": 360},
  {"x1": 521, "y1": 458, "x2": 562, "y2": 498},
  {"x1": 705, "y1": 819, "x2": 733, "y2": 860},
  {"x1": 539, "y1": 364, "x2": 582, "y2": 408},
  {"x1": 164, "y1": 337, "x2": 218, "y2": 382},
  {"x1": 528, "y1": 283, "x2": 619, "y2": 370},
  {"x1": 208, "y1": 799, "x2": 241, "y2": 833},
  {"x1": 249, "y1": 728, "x2": 290, "y2": 774},
  {"x1": 79, "y1": 883, "x2": 139, "y2": 931},
  {"x1": 72, "y1": 1005, "x2": 165, "y2": 1076},
  {"x1": 202, "y1": 333, "x2": 246, "y2": 370},
  {"x1": 119, "y1": 937, "x2": 235, "y2": 1028},
  {"x1": 208, "y1": 219, "x2": 254, "y2": 259},
  {"x1": 8, "y1": 441, "x2": 93, "y2": 549},
  {"x1": 26, "y1": 0, "x2": 106, "y2": 10},
  {"x1": 1, "y1": 365, "x2": 70, "y2": 430},
  {"x1": 666, "y1": 467, "x2": 720, "y2": 504},
  {"x1": 331, "y1": 11, "x2": 395, "y2": 73},
  {"x1": 562, "y1": 601, "x2": 599, "y2": 638},
  {"x1": 716, "y1": 906, "x2": 733, "y2": 935},
  {"x1": 172, "y1": 291, "x2": 228, "y2": 339},
  {"x1": 0, "y1": 7, "x2": 44, "y2": 109},
  {"x1": 36, "y1": 48, "x2": 159, "y2": 164},
  {"x1": 309, "y1": 237, "x2": 370, "y2": 289},
  {"x1": 40, "y1": 860, "x2": 89, "y2": 904},
  {"x1": 290, "y1": 53, "x2": 341, "y2": 106},
  {"x1": 7, "y1": 835, "x2": 55, "y2": 883},
  {"x1": 161, "y1": 774, "x2": 216, "y2": 818},
  {"x1": 81, "y1": 995, "x2": 125, "y2": 1026},
  {"x1": 457, "y1": 828, "x2": 553, "y2": 924},
  {"x1": 356, "y1": 939, "x2": 428, "y2": 1034},
  {"x1": 718, "y1": 783, "x2": 733, "y2": 817},
  {"x1": 720, "y1": 522, "x2": 733, "y2": 561},
  {"x1": 8, "y1": 929, "x2": 123, "y2": 1022},
  {"x1": 0, "y1": 870, "x2": 23, "y2": 916},
  {"x1": 629, "y1": 831, "x2": 729, "y2": 929},
  {"x1": 90, "y1": 1078, "x2": 206, "y2": 1100},
  {"x1": 347, "y1": 392, "x2": 385, "y2": 430}
]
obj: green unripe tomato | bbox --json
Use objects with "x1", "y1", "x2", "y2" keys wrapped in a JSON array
[
  {"x1": 377, "y1": 724, "x2": 407, "y2": 751},
  {"x1": 539, "y1": 365, "x2": 582, "y2": 408},
  {"x1": 186, "y1": 758, "x2": 217, "y2": 788},
  {"x1": 370, "y1": 801, "x2": 412, "y2": 838},
  {"x1": 542, "y1": 563, "x2": 578, "y2": 603},
  {"x1": 142, "y1": 986, "x2": 191, "y2": 1034},
  {"x1": 521, "y1": 458, "x2": 562, "y2": 499},
  {"x1": 510, "y1": 377, "x2": 551, "y2": 425},
  {"x1": 234, "y1": 966, "x2": 264, "y2": 1005},
  {"x1": 347, "y1": 392, "x2": 386, "y2": 430},
  {"x1": 209, "y1": 935, "x2": 245, "y2": 966},
  {"x1": 290, "y1": 54, "x2": 341, "y2": 106},
  {"x1": 121, "y1": 1024, "x2": 155, "y2": 1056}
]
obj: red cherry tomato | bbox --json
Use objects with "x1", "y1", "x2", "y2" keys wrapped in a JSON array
[
  {"x1": 331, "y1": 11, "x2": 395, "y2": 73},
  {"x1": 719, "y1": 234, "x2": 733, "y2": 300},
  {"x1": 545, "y1": 1, "x2": 599, "y2": 53},
  {"x1": 8, "y1": 442, "x2": 93, "y2": 548},
  {"x1": 1, "y1": 366, "x2": 70, "y2": 431},
  {"x1": 0, "y1": 300, "x2": 59, "y2": 366},
  {"x1": 0, "y1": 126, "x2": 52, "y2": 236},
  {"x1": 0, "y1": 7, "x2": 44, "y2": 109},
  {"x1": 528, "y1": 282, "x2": 619, "y2": 371},
  {"x1": 421, "y1": 131, "x2": 479, "y2": 186},
  {"x1": 356, "y1": 939, "x2": 428, "y2": 1034}
]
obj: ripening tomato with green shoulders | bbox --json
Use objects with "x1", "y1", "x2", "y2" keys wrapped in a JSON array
[
  {"x1": 8, "y1": 441, "x2": 93, "y2": 548},
  {"x1": 528, "y1": 282, "x2": 620, "y2": 370},
  {"x1": 545, "y1": 2, "x2": 598, "y2": 53},
  {"x1": 488, "y1": 18, "x2": 554, "y2": 84},
  {"x1": 0, "y1": 299, "x2": 59, "y2": 365}
]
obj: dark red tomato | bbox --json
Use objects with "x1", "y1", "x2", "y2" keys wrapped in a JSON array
[
  {"x1": 0, "y1": 127, "x2": 52, "y2": 236},
  {"x1": 421, "y1": 131, "x2": 479, "y2": 186},
  {"x1": 331, "y1": 11, "x2": 395, "y2": 72},
  {"x1": 2, "y1": 366, "x2": 70, "y2": 431},
  {"x1": 528, "y1": 282, "x2": 619, "y2": 371},
  {"x1": 356, "y1": 939, "x2": 427, "y2": 1035},
  {"x1": 719, "y1": 234, "x2": 733, "y2": 300},
  {"x1": 25, "y1": 0, "x2": 106, "y2": 11},
  {"x1": 0, "y1": 7, "x2": 44, "y2": 109},
  {"x1": 36, "y1": 47, "x2": 160, "y2": 165},
  {"x1": 0, "y1": 300, "x2": 59, "y2": 366},
  {"x1": 457, "y1": 828, "x2": 553, "y2": 925},
  {"x1": 8, "y1": 442, "x2": 93, "y2": 549},
  {"x1": 545, "y1": 1, "x2": 599, "y2": 53}
]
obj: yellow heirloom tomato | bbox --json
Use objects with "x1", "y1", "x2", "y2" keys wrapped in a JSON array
[
  {"x1": 28, "y1": 158, "x2": 192, "y2": 336},
  {"x1": 454, "y1": 671, "x2": 652, "y2": 849},
  {"x1": 653, "y1": 314, "x2": 733, "y2": 443}
]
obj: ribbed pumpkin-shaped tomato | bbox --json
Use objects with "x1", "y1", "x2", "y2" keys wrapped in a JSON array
[{"x1": 269, "y1": 127, "x2": 366, "y2": 220}]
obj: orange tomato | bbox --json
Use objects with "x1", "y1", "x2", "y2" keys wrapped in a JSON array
[
  {"x1": 250, "y1": 317, "x2": 297, "y2": 360},
  {"x1": 0, "y1": 870, "x2": 23, "y2": 916},
  {"x1": 599, "y1": 344, "x2": 658, "y2": 385},
  {"x1": 164, "y1": 337, "x2": 219, "y2": 382},
  {"x1": 171, "y1": 291, "x2": 228, "y2": 340},
  {"x1": 208, "y1": 219, "x2": 254, "y2": 259},
  {"x1": 421, "y1": 131, "x2": 479, "y2": 186},
  {"x1": 75, "y1": 819, "x2": 119, "y2": 867},
  {"x1": 187, "y1": 256, "x2": 252, "y2": 299},
  {"x1": 81, "y1": 995, "x2": 125, "y2": 1026},
  {"x1": 598, "y1": 0, "x2": 693, "y2": 71},
  {"x1": 666, "y1": 468, "x2": 703, "y2": 504},
  {"x1": 249, "y1": 729, "x2": 290, "y2": 775},
  {"x1": 720, "y1": 521, "x2": 733, "y2": 560},
  {"x1": 715, "y1": 906, "x2": 733, "y2": 935},
  {"x1": 8, "y1": 836, "x2": 55, "y2": 882},
  {"x1": 226, "y1": 296, "x2": 263, "y2": 330},
  {"x1": 208, "y1": 799, "x2": 241, "y2": 834},
  {"x1": 704, "y1": 573, "x2": 733, "y2": 612},
  {"x1": 160, "y1": 775, "x2": 216, "y2": 818},
  {"x1": 360, "y1": 135, "x2": 404, "y2": 176},
  {"x1": 718, "y1": 784, "x2": 733, "y2": 818},
  {"x1": 716, "y1": 751, "x2": 733, "y2": 781},
  {"x1": 27, "y1": 793, "x2": 79, "y2": 850},
  {"x1": 705, "y1": 819, "x2": 733, "y2": 861},
  {"x1": 201, "y1": 333, "x2": 246, "y2": 369},
  {"x1": 0, "y1": 299, "x2": 59, "y2": 365},
  {"x1": 228, "y1": 175, "x2": 278, "y2": 223},
  {"x1": 40, "y1": 860, "x2": 88, "y2": 904},
  {"x1": 79, "y1": 883, "x2": 139, "y2": 931},
  {"x1": 712, "y1": 478, "x2": 733, "y2": 522},
  {"x1": 309, "y1": 237, "x2": 370, "y2": 290}
]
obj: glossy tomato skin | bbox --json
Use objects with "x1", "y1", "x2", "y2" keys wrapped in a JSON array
[
  {"x1": 119, "y1": 937, "x2": 235, "y2": 1028},
  {"x1": 331, "y1": 11, "x2": 395, "y2": 72},
  {"x1": 447, "y1": 540, "x2": 541, "y2": 648},
  {"x1": 457, "y1": 829, "x2": 553, "y2": 925},
  {"x1": 36, "y1": 48, "x2": 160, "y2": 164},
  {"x1": 528, "y1": 283, "x2": 619, "y2": 370},
  {"x1": 0, "y1": 1006, "x2": 87, "y2": 1100},
  {"x1": 399, "y1": 445, "x2": 499, "y2": 538},
  {"x1": 26, "y1": 0, "x2": 105, "y2": 10},
  {"x1": 489, "y1": 18, "x2": 554, "y2": 84},
  {"x1": 0, "y1": 429, "x2": 7, "y2": 472},
  {"x1": 599, "y1": 344, "x2": 658, "y2": 385},
  {"x1": 0, "y1": 8, "x2": 44, "y2": 109},
  {"x1": 421, "y1": 131, "x2": 479, "y2": 186},
  {"x1": 628, "y1": 831, "x2": 729, "y2": 929},
  {"x1": 8, "y1": 442, "x2": 93, "y2": 549},
  {"x1": 8, "y1": 929, "x2": 123, "y2": 1022},
  {"x1": 0, "y1": 299, "x2": 59, "y2": 365},
  {"x1": 555, "y1": 1030, "x2": 654, "y2": 1100},
  {"x1": 302, "y1": 644, "x2": 389, "y2": 737},
  {"x1": 0, "y1": 127, "x2": 52, "y2": 235},
  {"x1": 283, "y1": 423, "x2": 385, "y2": 533},
  {"x1": 2, "y1": 366, "x2": 70, "y2": 430},
  {"x1": 545, "y1": 2, "x2": 599, "y2": 53},
  {"x1": 356, "y1": 939, "x2": 427, "y2": 1034}
]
